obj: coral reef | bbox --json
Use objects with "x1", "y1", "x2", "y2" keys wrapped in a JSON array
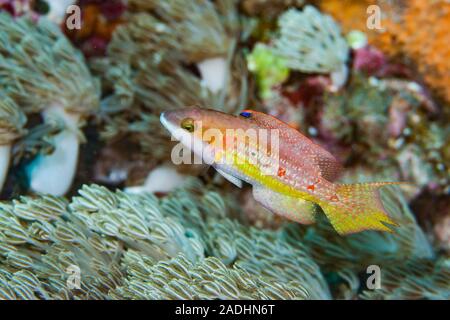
[
  {"x1": 1, "y1": 178, "x2": 447, "y2": 300},
  {"x1": 240, "y1": 0, "x2": 305, "y2": 19},
  {"x1": 320, "y1": 75, "x2": 449, "y2": 194},
  {"x1": 0, "y1": 12, "x2": 100, "y2": 195},
  {"x1": 92, "y1": 2, "x2": 252, "y2": 185},
  {"x1": 379, "y1": 0, "x2": 450, "y2": 105},
  {"x1": 0, "y1": 180, "x2": 328, "y2": 299},
  {"x1": 320, "y1": 0, "x2": 450, "y2": 104},
  {"x1": 0, "y1": 1, "x2": 448, "y2": 301}
]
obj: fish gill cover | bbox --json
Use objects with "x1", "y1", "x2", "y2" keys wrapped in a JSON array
[{"x1": 0, "y1": 0, "x2": 448, "y2": 300}]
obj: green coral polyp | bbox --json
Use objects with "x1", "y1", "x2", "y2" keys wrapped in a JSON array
[
  {"x1": 117, "y1": 253, "x2": 309, "y2": 299},
  {"x1": 247, "y1": 44, "x2": 290, "y2": 99}
]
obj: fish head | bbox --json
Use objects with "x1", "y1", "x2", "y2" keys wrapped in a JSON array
[
  {"x1": 161, "y1": 107, "x2": 229, "y2": 138},
  {"x1": 160, "y1": 107, "x2": 201, "y2": 136},
  {"x1": 160, "y1": 107, "x2": 244, "y2": 164}
]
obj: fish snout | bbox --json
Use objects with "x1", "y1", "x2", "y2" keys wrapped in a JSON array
[{"x1": 160, "y1": 110, "x2": 183, "y2": 128}]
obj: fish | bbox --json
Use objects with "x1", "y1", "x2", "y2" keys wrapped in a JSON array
[{"x1": 160, "y1": 107, "x2": 403, "y2": 235}]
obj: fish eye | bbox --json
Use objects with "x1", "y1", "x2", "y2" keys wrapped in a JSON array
[
  {"x1": 239, "y1": 111, "x2": 252, "y2": 118},
  {"x1": 180, "y1": 118, "x2": 195, "y2": 132}
]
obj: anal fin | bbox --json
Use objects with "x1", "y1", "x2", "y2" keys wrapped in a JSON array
[{"x1": 253, "y1": 186, "x2": 317, "y2": 224}]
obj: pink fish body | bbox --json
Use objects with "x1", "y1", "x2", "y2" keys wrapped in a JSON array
[{"x1": 160, "y1": 107, "x2": 401, "y2": 235}]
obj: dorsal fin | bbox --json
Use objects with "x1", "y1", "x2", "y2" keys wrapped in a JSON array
[{"x1": 239, "y1": 110, "x2": 342, "y2": 181}]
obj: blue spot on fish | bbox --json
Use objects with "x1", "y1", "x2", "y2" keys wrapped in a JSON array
[{"x1": 239, "y1": 111, "x2": 252, "y2": 118}]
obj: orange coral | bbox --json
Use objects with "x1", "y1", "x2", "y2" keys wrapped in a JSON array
[
  {"x1": 317, "y1": 0, "x2": 373, "y2": 33},
  {"x1": 379, "y1": 0, "x2": 450, "y2": 104},
  {"x1": 317, "y1": 0, "x2": 401, "y2": 55},
  {"x1": 319, "y1": 0, "x2": 450, "y2": 104}
]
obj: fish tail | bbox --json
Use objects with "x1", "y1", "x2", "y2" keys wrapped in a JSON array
[{"x1": 320, "y1": 182, "x2": 406, "y2": 235}]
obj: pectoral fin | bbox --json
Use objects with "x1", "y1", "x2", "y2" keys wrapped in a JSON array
[
  {"x1": 216, "y1": 168, "x2": 243, "y2": 188},
  {"x1": 253, "y1": 186, "x2": 317, "y2": 224}
]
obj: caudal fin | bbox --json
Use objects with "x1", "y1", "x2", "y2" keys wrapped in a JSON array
[{"x1": 321, "y1": 182, "x2": 404, "y2": 235}]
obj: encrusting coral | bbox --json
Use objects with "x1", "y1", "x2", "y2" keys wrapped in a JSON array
[
  {"x1": 246, "y1": 43, "x2": 290, "y2": 100},
  {"x1": 1, "y1": 177, "x2": 448, "y2": 300},
  {"x1": 319, "y1": 0, "x2": 450, "y2": 104},
  {"x1": 381, "y1": 0, "x2": 450, "y2": 105},
  {"x1": 0, "y1": 12, "x2": 100, "y2": 196},
  {"x1": 316, "y1": 0, "x2": 372, "y2": 34}
]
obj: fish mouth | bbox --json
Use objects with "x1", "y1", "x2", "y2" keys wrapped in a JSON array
[
  {"x1": 160, "y1": 110, "x2": 179, "y2": 132},
  {"x1": 160, "y1": 112, "x2": 169, "y2": 129}
]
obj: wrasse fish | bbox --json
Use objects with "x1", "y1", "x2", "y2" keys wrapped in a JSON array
[{"x1": 160, "y1": 107, "x2": 402, "y2": 235}]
